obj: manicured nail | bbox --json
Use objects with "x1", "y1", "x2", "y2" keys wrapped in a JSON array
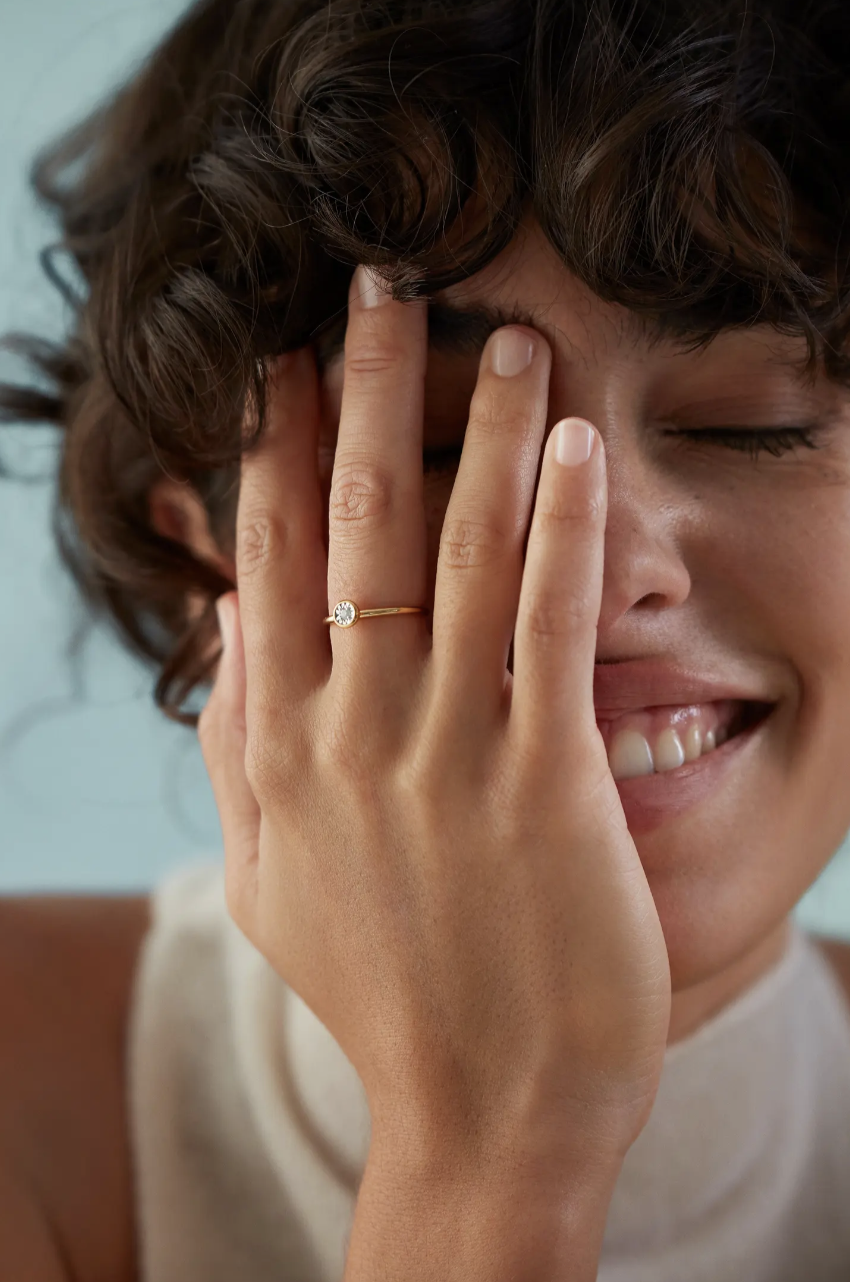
[
  {"x1": 216, "y1": 596, "x2": 235, "y2": 653},
  {"x1": 554, "y1": 418, "x2": 596, "y2": 466},
  {"x1": 488, "y1": 327, "x2": 536, "y2": 377},
  {"x1": 353, "y1": 264, "x2": 393, "y2": 309}
]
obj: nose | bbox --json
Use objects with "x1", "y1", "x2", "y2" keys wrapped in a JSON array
[{"x1": 597, "y1": 450, "x2": 692, "y2": 634}]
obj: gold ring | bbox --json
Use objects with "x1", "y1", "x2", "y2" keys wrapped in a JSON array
[{"x1": 324, "y1": 601, "x2": 427, "y2": 628}]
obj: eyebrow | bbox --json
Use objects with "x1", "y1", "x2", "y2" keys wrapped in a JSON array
[
  {"x1": 311, "y1": 294, "x2": 814, "y2": 375},
  {"x1": 426, "y1": 301, "x2": 539, "y2": 354},
  {"x1": 313, "y1": 299, "x2": 541, "y2": 369}
]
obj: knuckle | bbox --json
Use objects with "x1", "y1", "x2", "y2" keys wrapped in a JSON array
[
  {"x1": 346, "y1": 352, "x2": 403, "y2": 377},
  {"x1": 236, "y1": 513, "x2": 287, "y2": 577},
  {"x1": 439, "y1": 516, "x2": 510, "y2": 573},
  {"x1": 469, "y1": 399, "x2": 532, "y2": 442},
  {"x1": 537, "y1": 490, "x2": 605, "y2": 533},
  {"x1": 315, "y1": 711, "x2": 379, "y2": 781},
  {"x1": 523, "y1": 586, "x2": 590, "y2": 639},
  {"x1": 345, "y1": 333, "x2": 409, "y2": 378},
  {"x1": 243, "y1": 729, "x2": 285, "y2": 802},
  {"x1": 244, "y1": 711, "x2": 311, "y2": 803},
  {"x1": 330, "y1": 464, "x2": 393, "y2": 527},
  {"x1": 394, "y1": 734, "x2": 437, "y2": 798},
  {"x1": 395, "y1": 753, "x2": 447, "y2": 814}
]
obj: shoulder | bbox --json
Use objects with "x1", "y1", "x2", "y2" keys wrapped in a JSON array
[{"x1": 0, "y1": 893, "x2": 152, "y2": 1282}]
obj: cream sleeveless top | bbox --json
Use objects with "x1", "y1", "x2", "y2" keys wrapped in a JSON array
[{"x1": 128, "y1": 862, "x2": 850, "y2": 1281}]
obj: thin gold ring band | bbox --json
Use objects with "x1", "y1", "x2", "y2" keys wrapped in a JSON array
[{"x1": 324, "y1": 601, "x2": 427, "y2": 629}]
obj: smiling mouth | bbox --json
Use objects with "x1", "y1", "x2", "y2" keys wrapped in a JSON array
[{"x1": 596, "y1": 700, "x2": 776, "y2": 782}]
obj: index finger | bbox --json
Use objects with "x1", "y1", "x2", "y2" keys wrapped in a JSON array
[{"x1": 235, "y1": 348, "x2": 329, "y2": 717}]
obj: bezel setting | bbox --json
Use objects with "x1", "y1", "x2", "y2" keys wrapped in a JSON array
[{"x1": 332, "y1": 601, "x2": 359, "y2": 628}]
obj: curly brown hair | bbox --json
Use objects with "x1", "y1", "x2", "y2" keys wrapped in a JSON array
[{"x1": 2, "y1": 0, "x2": 850, "y2": 726}]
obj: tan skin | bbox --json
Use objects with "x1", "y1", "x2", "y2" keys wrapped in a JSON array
[{"x1": 5, "y1": 217, "x2": 850, "y2": 1277}]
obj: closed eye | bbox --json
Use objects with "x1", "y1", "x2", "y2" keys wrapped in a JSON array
[
  {"x1": 667, "y1": 427, "x2": 822, "y2": 459},
  {"x1": 423, "y1": 425, "x2": 825, "y2": 472}
]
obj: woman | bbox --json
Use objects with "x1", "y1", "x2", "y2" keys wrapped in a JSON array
[{"x1": 3, "y1": 0, "x2": 850, "y2": 1277}]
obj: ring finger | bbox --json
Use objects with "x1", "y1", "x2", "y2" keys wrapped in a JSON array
[{"x1": 326, "y1": 266, "x2": 430, "y2": 697}]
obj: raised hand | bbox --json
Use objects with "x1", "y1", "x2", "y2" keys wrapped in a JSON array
[{"x1": 199, "y1": 265, "x2": 671, "y2": 1210}]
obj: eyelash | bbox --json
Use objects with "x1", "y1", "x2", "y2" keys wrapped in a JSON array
[
  {"x1": 422, "y1": 427, "x2": 822, "y2": 471},
  {"x1": 669, "y1": 427, "x2": 821, "y2": 459}
]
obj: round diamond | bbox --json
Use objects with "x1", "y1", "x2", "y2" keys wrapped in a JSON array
[{"x1": 333, "y1": 601, "x2": 357, "y2": 627}]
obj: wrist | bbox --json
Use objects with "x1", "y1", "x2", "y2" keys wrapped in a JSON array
[
  {"x1": 343, "y1": 1126, "x2": 624, "y2": 1282},
  {"x1": 366, "y1": 1081, "x2": 645, "y2": 1193}
]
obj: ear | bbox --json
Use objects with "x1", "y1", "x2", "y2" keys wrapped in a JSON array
[{"x1": 149, "y1": 477, "x2": 235, "y2": 583}]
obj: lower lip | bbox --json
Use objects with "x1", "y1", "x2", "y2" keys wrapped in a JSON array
[{"x1": 609, "y1": 712, "x2": 771, "y2": 836}]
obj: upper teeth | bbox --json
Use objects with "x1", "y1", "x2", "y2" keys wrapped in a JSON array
[{"x1": 608, "y1": 721, "x2": 720, "y2": 781}]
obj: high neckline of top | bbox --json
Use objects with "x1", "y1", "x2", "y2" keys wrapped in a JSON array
[{"x1": 664, "y1": 921, "x2": 809, "y2": 1067}]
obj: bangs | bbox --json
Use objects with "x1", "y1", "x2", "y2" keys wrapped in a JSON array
[{"x1": 285, "y1": 1, "x2": 850, "y2": 368}]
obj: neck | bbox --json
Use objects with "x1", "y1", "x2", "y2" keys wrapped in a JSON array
[{"x1": 667, "y1": 917, "x2": 793, "y2": 1046}]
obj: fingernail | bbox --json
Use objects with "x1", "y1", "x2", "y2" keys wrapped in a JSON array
[
  {"x1": 488, "y1": 327, "x2": 535, "y2": 377},
  {"x1": 216, "y1": 595, "x2": 235, "y2": 653},
  {"x1": 554, "y1": 418, "x2": 596, "y2": 466},
  {"x1": 353, "y1": 265, "x2": 393, "y2": 309}
]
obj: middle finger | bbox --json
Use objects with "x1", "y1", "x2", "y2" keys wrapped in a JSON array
[{"x1": 431, "y1": 326, "x2": 552, "y2": 714}]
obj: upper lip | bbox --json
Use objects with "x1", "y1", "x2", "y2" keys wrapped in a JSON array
[{"x1": 592, "y1": 659, "x2": 777, "y2": 717}]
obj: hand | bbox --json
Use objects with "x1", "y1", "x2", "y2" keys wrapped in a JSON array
[{"x1": 199, "y1": 265, "x2": 671, "y2": 1172}]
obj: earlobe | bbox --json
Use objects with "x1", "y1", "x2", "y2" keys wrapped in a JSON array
[
  {"x1": 148, "y1": 476, "x2": 234, "y2": 579},
  {"x1": 148, "y1": 478, "x2": 189, "y2": 545}
]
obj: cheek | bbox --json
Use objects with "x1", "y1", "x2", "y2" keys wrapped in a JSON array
[
  {"x1": 699, "y1": 479, "x2": 850, "y2": 846},
  {"x1": 631, "y1": 477, "x2": 850, "y2": 986},
  {"x1": 702, "y1": 480, "x2": 850, "y2": 671}
]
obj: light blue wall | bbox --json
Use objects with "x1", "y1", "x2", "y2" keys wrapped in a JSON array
[
  {"x1": 1, "y1": 0, "x2": 849, "y2": 938},
  {"x1": 0, "y1": 0, "x2": 220, "y2": 893}
]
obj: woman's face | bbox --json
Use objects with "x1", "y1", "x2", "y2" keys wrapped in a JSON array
[{"x1": 319, "y1": 217, "x2": 850, "y2": 992}]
